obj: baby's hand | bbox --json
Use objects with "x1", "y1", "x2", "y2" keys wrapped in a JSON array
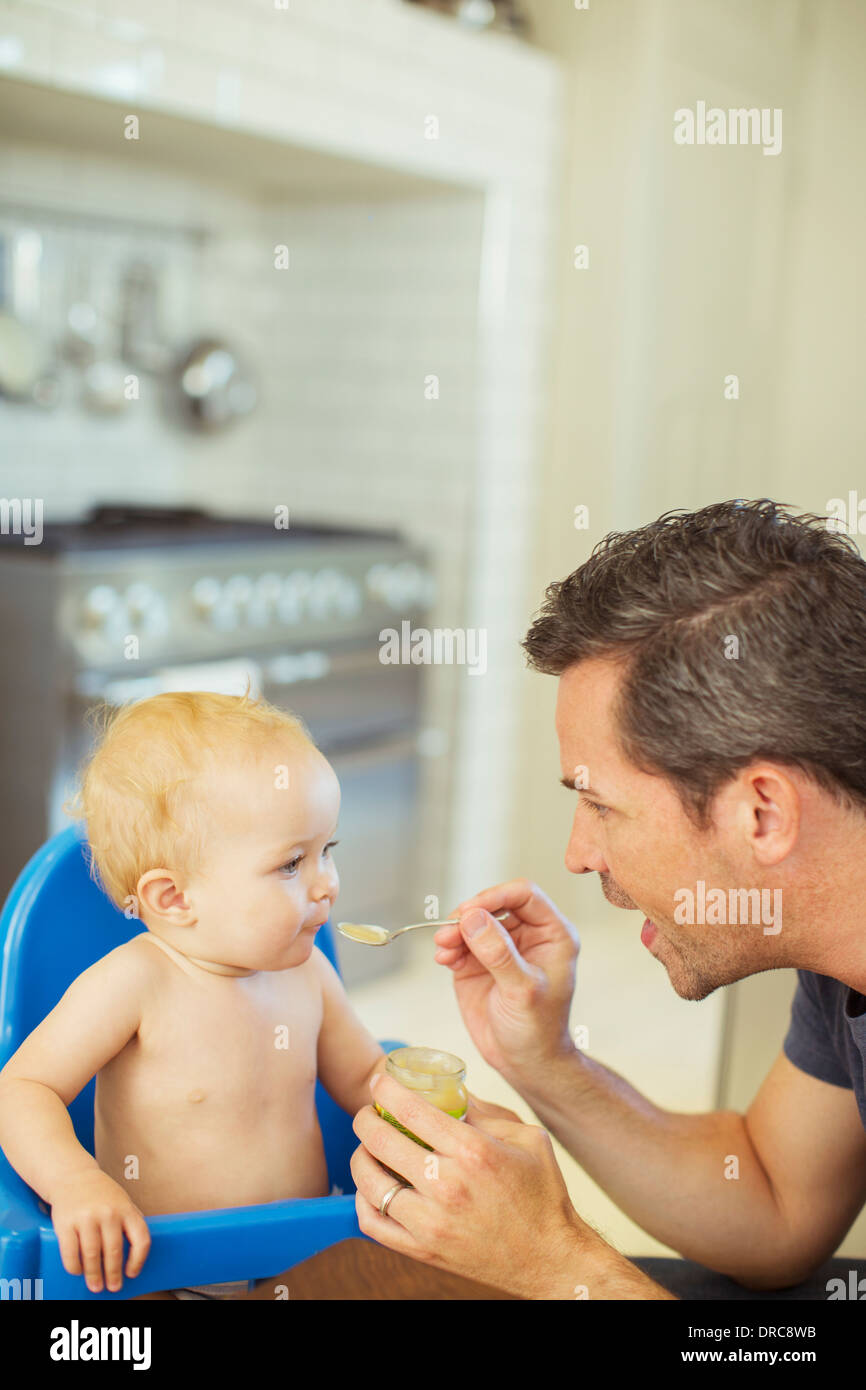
[{"x1": 49, "y1": 1169, "x2": 151, "y2": 1293}]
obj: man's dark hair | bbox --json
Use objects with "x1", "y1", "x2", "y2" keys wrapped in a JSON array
[{"x1": 522, "y1": 498, "x2": 866, "y2": 827}]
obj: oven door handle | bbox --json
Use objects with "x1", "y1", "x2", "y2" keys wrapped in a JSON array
[
  {"x1": 72, "y1": 658, "x2": 264, "y2": 704},
  {"x1": 73, "y1": 646, "x2": 390, "y2": 704}
]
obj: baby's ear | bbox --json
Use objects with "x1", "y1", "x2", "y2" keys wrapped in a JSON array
[{"x1": 136, "y1": 869, "x2": 195, "y2": 924}]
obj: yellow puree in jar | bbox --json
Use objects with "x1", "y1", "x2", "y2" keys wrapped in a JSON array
[{"x1": 375, "y1": 1048, "x2": 468, "y2": 1151}]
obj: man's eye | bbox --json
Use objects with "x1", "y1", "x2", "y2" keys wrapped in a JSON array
[{"x1": 581, "y1": 799, "x2": 609, "y2": 819}]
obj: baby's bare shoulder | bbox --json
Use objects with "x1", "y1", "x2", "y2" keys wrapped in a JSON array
[
  {"x1": 86, "y1": 933, "x2": 167, "y2": 990},
  {"x1": 0, "y1": 934, "x2": 158, "y2": 1093}
]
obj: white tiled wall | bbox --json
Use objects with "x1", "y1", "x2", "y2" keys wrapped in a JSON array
[{"x1": 0, "y1": 0, "x2": 562, "y2": 913}]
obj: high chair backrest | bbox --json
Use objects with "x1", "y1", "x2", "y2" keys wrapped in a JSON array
[{"x1": 0, "y1": 826, "x2": 343, "y2": 1153}]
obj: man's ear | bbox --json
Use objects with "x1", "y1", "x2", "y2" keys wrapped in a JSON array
[
  {"x1": 743, "y1": 768, "x2": 800, "y2": 867},
  {"x1": 136, "y1": 868, "x2": 197, "y2": 927}
]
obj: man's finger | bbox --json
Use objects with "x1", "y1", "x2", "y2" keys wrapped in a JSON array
[
  {"x1": 458, "y1": 908, "x2": 543, "y2": 998},
  {"x1": 433, "y1": 924, "x2": 462, "y2": 947},
  {"x1": 433, "y1": 944, "x2": 465, "y2": 963},
  {"x1": 457, "y1": 878, "x2": 554, "y2": 925},
  {"x1": 464, "y1": 1112, "x2": 523, "y2": 1140},
  {"x1": 464, "y1": 1090, "x2": 523, "y2": 1123}
]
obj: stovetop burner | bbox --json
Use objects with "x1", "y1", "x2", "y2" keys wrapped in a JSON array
[{"x1": 2, "y1": 503, "x2": 398, "y2": 554}]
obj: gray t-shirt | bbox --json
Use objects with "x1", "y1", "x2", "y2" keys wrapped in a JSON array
[{"x1": 783, "y1": 969, "x2": 866, "y2": 1127}]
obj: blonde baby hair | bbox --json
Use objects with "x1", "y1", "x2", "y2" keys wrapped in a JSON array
[{"x1": 68, "y1": 689, "x2": 312, "y2": 910}]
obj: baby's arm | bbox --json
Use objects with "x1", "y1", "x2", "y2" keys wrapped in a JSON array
[
  {"x1": 0, "y1": 943, "x2": 152, "y2": 1293},
  {"x1": 312, "y1": 947, "x2": 387, "y2": 1118}
]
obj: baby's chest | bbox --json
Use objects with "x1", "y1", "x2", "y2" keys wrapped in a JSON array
[{"x1": 140, "y1": 978, "x2": 322, "y2": 1107}]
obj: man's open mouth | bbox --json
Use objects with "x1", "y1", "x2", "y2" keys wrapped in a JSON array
[{"x1": 641, "y1": 918, "x2": 658, "y2": 948}]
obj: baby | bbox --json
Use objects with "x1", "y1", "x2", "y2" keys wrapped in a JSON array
[{"x1": 0, "y1": 690, "x2": 388, "y2": 1299}]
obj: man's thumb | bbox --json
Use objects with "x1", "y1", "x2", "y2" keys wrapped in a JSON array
[{"x1": 459, "y1": 908, "x2": 534, "y2": 990}]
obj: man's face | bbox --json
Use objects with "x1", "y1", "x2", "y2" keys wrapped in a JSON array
[{"x1": 555, "y1": 657, "x2": 778, "y2": 1000}]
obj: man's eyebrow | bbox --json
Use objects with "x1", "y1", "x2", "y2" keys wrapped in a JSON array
[{"x1": 559, "y1": 776, "x2": 604, "y2": 796}]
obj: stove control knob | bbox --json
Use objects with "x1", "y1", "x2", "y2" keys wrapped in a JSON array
[
  {"x1": 80, "y1": 585, "x2": 119, "y2": 630},
  {"x1": 308, "y1": 567, "x2": 343, "y2": 619},
  {"x1": 247, "y1": 572, "x2": 282, "y2": 628},
  {"x1": 393, "y1": 562, "x2": 431, "y2": 608},
  {"x1": 315, "y1": 568, "x2": 360, "y2": 619},
  {"x1": 365, "y1": 562, "x2": 429, "y2": 610},
  {"x1": 255, "y1": 572, "x2": 283, "y2": 606},
  {"x1": 278, "y1": 571, "x2": 312, "y2": 625},
  {"x1": 124, "y1": 583, "x2": 156, "y2": 622},
  {"x1": 335, "y1": 577, "x2": 362, "y2": 617},
  {"x1": 191, "y1": 578, "x2": 222, "y2": 619},
  {"x1": 122, "y1": 583, "x2": 168, "y2": 636},
  {"x1": 211, "y1": 599, "x2": 239, "y2": 631},
  {"x1": 365, "y1": 564, "x2": 391, "y2": 602},
  {"x1": 224, "y1": 574, "x2": 253, "y2": 609}
]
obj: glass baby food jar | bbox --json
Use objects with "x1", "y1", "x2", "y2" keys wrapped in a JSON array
[{"x1": 375, "y1": 1047, "x2": 468, "y2": 1153}]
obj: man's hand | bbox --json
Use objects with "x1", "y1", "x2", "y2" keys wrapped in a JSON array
[
  {"x1": 463, "y1": 1088, "x2": 522, "y2": 1123},
  {"x1": 351, "y1": 1071, "x2": 586, "y2": 1299},
  {"x1": 50, "y1": 1169, "x2": 151, "y2": 1293},
  {"x1": 433, "y1": 878, "x2": 581, "y2": 1079}
]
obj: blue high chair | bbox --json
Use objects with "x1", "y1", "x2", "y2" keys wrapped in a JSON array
[{"x1": 0, "y1": 826, "x2": 404, "y2": 1299}]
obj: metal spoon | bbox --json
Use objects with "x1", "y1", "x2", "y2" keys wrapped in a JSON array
[{"x1": 337, "y1": 910, "x2": 509, "y2": 947}]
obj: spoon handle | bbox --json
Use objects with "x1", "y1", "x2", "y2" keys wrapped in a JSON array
[{"x1": 394, "y1": 909, "x2": 509, "y2": 939}]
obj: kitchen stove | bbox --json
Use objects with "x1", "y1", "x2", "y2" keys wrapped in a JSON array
[{"x1": 0, "y1": 505, "x2": 435, "y2": 986}]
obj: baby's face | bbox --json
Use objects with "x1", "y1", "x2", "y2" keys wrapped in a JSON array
[{"x1": 180, "y1": 738, "x2": 341, "y2": 972}]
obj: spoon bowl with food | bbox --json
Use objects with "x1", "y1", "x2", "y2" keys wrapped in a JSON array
[{"x1": 337, "y1": 910, "x2": 509, "y2": 948}]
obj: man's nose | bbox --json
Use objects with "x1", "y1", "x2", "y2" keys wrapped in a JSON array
[{"x1": 564, "y1": 816, "x2": 608, "y2": 875}]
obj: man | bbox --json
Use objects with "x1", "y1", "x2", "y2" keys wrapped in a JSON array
[{"x1": 350, "y1": 499, "x2": 866, "y2": 1299}]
